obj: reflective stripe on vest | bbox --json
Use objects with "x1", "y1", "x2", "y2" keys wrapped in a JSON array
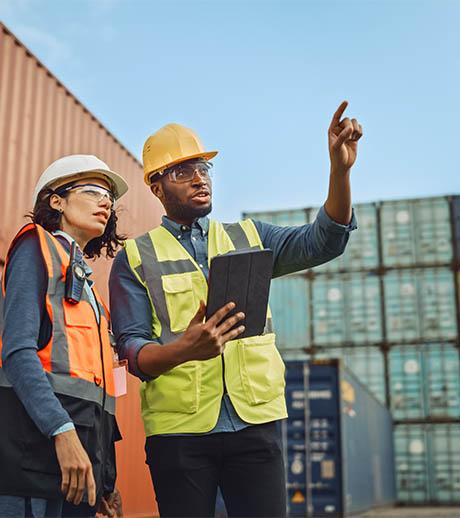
[
  {"x1": 0, "y1": 224, "x2": 115, "y2": 414},
  {"x1": 124, "y1": 219, "x2": 286, "y2": 435}
]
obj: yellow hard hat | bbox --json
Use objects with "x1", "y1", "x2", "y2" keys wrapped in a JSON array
[{"x1": 142, "y1": 123, "x2": 218, "y2": 185}]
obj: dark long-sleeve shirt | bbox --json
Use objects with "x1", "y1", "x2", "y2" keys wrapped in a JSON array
[{"x1": 109, "y1": 206, "x2": 357, "y2": 433}]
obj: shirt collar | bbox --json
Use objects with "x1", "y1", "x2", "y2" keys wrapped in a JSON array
[
  {"x1": 52, "y1": 230, "x2": 93, "y2": 278},
  {"x1": 161, "y1": 215, "x2": 209, "y2": 238}
]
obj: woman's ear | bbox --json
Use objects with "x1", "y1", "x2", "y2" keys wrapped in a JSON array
[{"x1": 49, "y1": 193, "x2": 64, "y2": 213}]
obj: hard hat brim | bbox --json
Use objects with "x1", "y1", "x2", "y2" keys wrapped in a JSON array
[
  {"x1": 34, "y1": 169, "x2": 129, "y2": 206},
  {"x1": 145, "y1": 150, "x2": 218, "y2": 185},
  {"x1": 82, "y1": 168, "x2": 129, "y2": 200}
]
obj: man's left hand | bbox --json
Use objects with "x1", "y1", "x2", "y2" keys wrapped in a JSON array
[{"x1": 328, "y1": 101, "x2": 363, "y2": 175}]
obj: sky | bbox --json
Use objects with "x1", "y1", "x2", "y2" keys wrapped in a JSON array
[{"x1": 1, "y1": 0, "x2": 459, "y2": 222}]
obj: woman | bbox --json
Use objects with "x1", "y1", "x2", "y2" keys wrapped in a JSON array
[{"x1": 0, "y1": 155, "x2": 129, "y2": 517}]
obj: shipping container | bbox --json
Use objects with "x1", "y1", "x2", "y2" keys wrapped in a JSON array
[
  {"x1": 0, "y1": 22, "x2": 163, "y2": 277},
  {"x1": 284, "y1": 360, "x2": 396, "y2": 517},
  {"x1": 245, "y1": 197, "x2": 460, "y2": 271},
  {"x1": 270, "y1": 273, "x2": 310, "y2": 350},
  {"x1": 0, "y1": 23, "x2": 162, "y2": 517},
  {"x1": 389, "y1": 344, "x2": 460, "y2": 420},
  {"x1": 312, "y1": 272, "x2": 382, "y2": 346},
  {"x1": 309, "y1": 203, "x2": 380, "y2": 273},
  {"x1": 314, "y1": 346, "x2": 386, "y2": 405},
  {"x1": 451, "y1": 196, "x2": 460, "y2": 261},
  {"x1": 384, "y1": 268, "x2": 457, "y2": 343},
  {"x1": 380, "y1": 197, "x2": 453, "y2": 267},
  {"x1": 243, "y1": 207, "x2": 309, "y2": 226},
  {"x1": 395, "y1": 423, "x2": 460, "y2": 504}
]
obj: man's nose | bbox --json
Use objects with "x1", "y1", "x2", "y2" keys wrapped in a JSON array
[{"x1": 191, "y1": 170, "x2": 207, "y2": 184}]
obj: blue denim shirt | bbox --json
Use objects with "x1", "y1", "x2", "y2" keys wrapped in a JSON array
[{"x1": 109, "y1": 206, "x2": 357, "y2": 434}]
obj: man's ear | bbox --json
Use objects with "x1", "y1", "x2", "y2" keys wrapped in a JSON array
[{"x1": 150, "y1": 180, "x2": 164, "y2": 201}]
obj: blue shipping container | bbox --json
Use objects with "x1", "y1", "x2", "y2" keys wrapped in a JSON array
[
  {"x1": 284, "y1": 360, "x2": 396, "y2": 517},
  {"x1": 315, "y1": 346, "x2": 386, "y2": 405}
]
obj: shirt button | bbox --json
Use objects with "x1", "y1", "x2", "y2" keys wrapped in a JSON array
[
  {"x1": 199, "y1": 264, "x2": 204, "y2": 268},
  {"x1": 177, "y1": 235, "x2": 182, "y2": 239},
  {"x1": 192, "y1": 237, "x2": 196, "y2": 241}
]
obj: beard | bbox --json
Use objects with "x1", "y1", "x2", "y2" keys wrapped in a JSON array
[{"x1": 163, "y1": 190, "x2": 212, "y2": 222}]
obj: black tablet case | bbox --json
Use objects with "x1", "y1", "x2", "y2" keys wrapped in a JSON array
[{"x1": 205, "y1": 249, "x2": 273, "y2": 338}]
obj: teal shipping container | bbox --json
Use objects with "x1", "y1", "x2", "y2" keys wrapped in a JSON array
[
  {"x1": 270, "y1": 274, "x2": 310, "y2": 350},
  {"x1": 312, "y1": 273, "x2": 382, "y2": 346},
  {"x1": 384, "y1": 268, "x2": 457, "y2": 343},
  {"x1": 395, "y1": 423, "x2": 460, "y2": 504},
  {"x1": 389, "y1": 344, "x2": 460, "y2": 420},
  {"x1": 380, "y1": 197, "x2": 453, "y2": 267},
  {"x1": 243, "y1": 208, "x2": 309, "y2": 226},
  {"x1": 452, "y1": 196, "x2": 460, "y2": 259},
  {"x1": 310, "y1": 203, "x2": 379, "y2": 273}
]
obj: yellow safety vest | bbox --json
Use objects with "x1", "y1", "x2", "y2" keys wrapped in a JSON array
[{"x1": 124, "y1": 219, "x2": 287, "y2": 435}]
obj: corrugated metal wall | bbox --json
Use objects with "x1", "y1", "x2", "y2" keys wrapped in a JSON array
[{"x1": 0, "y1": 23, "x2": 162, "y2": 517}]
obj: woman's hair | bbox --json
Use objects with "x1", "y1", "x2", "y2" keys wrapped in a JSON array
[{"x1": 30, "y1": 186, "x2": 126, "y2": 259}]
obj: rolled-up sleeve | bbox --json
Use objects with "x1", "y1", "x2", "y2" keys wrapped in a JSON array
[
  {"x1": 254, "y1": 205, "x2": 357, "y2": 278},
  {"x1": 109, "y1": 249, "x2": 156, "y2": 381}
]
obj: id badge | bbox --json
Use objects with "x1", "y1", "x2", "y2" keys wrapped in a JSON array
[{"x1": 113, "y1": 359, "x2": 128, "y2": 397}]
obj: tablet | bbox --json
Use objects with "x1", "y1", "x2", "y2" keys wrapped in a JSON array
[{"x1": 205, "y1": 248, "x2": 273, "y2": 338}]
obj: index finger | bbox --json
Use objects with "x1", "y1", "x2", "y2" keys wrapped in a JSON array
[
  {"x1": 86, "y1": 469, "x2": 97, "y2": 507},
  {"x1": 207, "y1": 302, "x2": 236, "y2": 327},
  {"x1": 329, "y1": 100, "x2": 348, "y2": 130}
]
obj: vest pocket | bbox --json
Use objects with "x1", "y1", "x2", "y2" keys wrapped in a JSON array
[
  {"x1": 238, "y1": 333, "x2": 286, "y2": 405},
  {"x1": 145, "y1": 361, "x2": 201, "y2": 413},
  {"x1": 62, "y1": 300, "x2": 97, "y2": 376},
  {"x1": 162, "y1": 274, "x2": 197, "y2": 333}
]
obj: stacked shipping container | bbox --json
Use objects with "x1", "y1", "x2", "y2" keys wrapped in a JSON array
[{"x1": 245, "y1": 195, "x2": 460, "y2": 506}]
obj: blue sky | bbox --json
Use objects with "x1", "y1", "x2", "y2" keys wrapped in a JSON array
[{"x1": 1, "y1": 0, "x2": 459, "y2": 222}]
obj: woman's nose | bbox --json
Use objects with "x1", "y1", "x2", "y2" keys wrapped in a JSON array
[{"x1": 99, "y1": 195, "x2": 112, "y2": 209}]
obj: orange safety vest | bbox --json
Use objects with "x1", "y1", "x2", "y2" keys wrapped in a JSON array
[{"x1": 0, "y1": 223, "x2": 115, "y2": 414}]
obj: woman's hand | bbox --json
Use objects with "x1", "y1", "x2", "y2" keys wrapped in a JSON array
[{"x1": 54, "y1": 429, "x2": 96, "y2": 506}]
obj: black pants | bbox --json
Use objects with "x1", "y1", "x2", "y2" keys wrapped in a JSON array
[{"x1": 145, "y1": 421, "x2": 286, "y2": 518}]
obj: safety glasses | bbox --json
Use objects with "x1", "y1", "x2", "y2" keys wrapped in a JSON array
[
  {"x1": 164, "y1": 161, "x2": 213, "y2": 184},
  {"x1": 57, "y1": 183, "x2": 115, "y2": 207}
]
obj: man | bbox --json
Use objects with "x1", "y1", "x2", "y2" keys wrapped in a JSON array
[{"x1": 109, "y1": 101, "x2": 363, "y2": 517}]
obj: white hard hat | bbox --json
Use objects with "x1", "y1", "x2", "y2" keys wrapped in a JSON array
[{"x1": 32, "y1": 154, "x2": 129, "y2": 206}]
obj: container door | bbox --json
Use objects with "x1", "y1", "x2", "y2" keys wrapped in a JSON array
[{"x1": 283, "y1": 361, "x2": 312, "y2": 517}]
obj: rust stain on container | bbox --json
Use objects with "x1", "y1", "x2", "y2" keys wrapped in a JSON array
[{"x1": 0, "y1": 23, "x2": 161, "y2": 516}]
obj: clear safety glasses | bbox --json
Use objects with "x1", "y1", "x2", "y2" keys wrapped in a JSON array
[
  {"x1": 164, "y1": 162, "x2": 213, "y2": 184},
  {"x1": 58, "y1": 183, "x2": 116, "y2": 207}
]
